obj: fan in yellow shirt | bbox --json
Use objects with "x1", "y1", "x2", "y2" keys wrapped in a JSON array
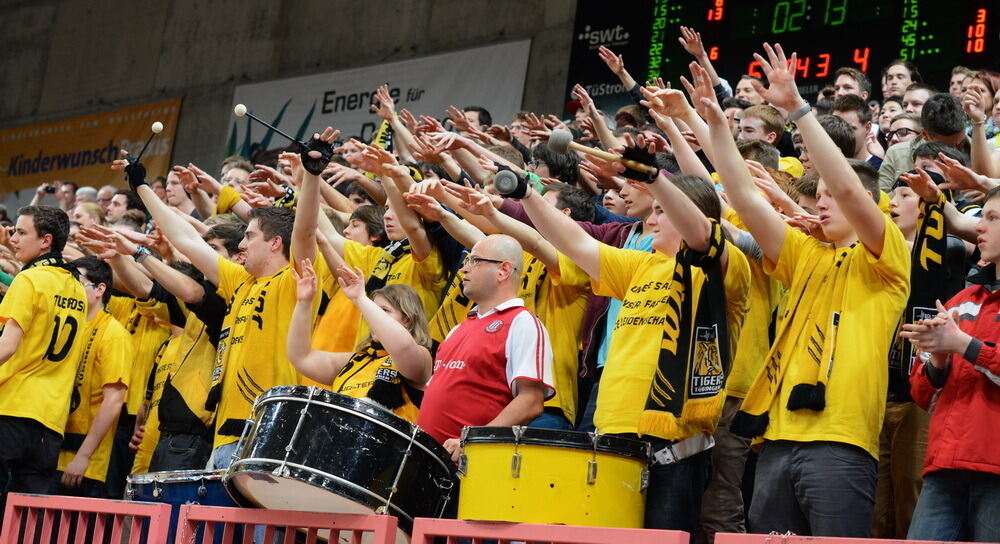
[
  {"x1": 694, "y1": 49, "x2": 909, "y2": 537},
  {"x1": 53, "y1": 257, "x2": 129, "y2": 497},
  {"x1": 117, "y1": 136, "x2": 335, "y2": 468},
  {"x1": 0, "y1": 205, "x2": 88, "y2": 495}
]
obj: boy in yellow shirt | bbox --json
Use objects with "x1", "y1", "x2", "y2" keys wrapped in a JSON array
[
  {"x1": 54, "y1": 256, "x2": 129, "y2": 497},
  {"x1": 689, "y1": 45, "x2": 909, "y2": 536},
  {"x1": 0, "y1": 206, "x2": 88, "y2": 497}
]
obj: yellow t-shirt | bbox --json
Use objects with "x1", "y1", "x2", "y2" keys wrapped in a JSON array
[
  {"x1": 726, "y1": 258, "x2": 785, "y2": 398},
  {"x1": 132, "y1": 338, "x2": 172, "y2": 474},
  {"x1": 332, "y1": 347, "x2": 420, "y2": 423},
  {"x1": 761, "y1": 218, "x2": 909, "y2": 458},
  {"x1": 592, "y1": 243, "x2": 750, "y2": 440},
  {"x1": 212, "y1": 256, "x2": 317, "y2": 448},
  {"x1": 538, "y1": 254, "x2": 591, "y2": 423},
  {"x1": 0, "y1": 266, "x2": 88, "y2": 434},
  {"x1": 58, "y1": 310, "x2": 131, "y2": 482},
  {"x1": 344, "y1": 240, "x2": 445, "y2": 345},
  {"x1": 111, "y1": 296, "x2": 172, "y2": 416}
]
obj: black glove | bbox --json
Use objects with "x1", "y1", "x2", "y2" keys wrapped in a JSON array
[
  {"x1": 299, "y1": 136, "x2": 334, "y2": 176},
  {"x1": 620, "y1": 145, "x2": 657, "y2": 183},
  {"x1": 123, "y1": 154, "x2": 148, "y2": 191}
]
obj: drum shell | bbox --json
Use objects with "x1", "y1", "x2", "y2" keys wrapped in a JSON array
[
  {"x1": 457, "y1": 427, "x2": 648, "y2": 528},
  {"x1": 127, "y1": 469, "x2": 236, "y2": 543},
  {"x1": 226, "y1": 386, "x2": 455, "y2": 534}
]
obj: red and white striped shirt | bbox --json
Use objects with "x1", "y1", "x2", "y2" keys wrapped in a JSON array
[{"x1": 417, "y1": 298, "x2": 554, "y2": 444}]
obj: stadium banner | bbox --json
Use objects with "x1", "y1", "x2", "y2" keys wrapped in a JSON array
[
  {"x1": 0, "y1": 99, "x2": 181, "y2": 194},
  {"x1": 229, "y1": 40, "x2": 532, "y2": 157}
]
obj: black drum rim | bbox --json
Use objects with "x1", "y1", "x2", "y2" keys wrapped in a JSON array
[{"x1": 461, "y1": 426, "x2": 652, "y2": 461}]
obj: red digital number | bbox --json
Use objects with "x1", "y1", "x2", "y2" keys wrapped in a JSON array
[
  {"x1": 747, "y1": 60, "x2": 763, "y2": 78},
  {"x1": 707, "y1": 0, "x2": 724, "y2": 21},
  {"x1": 966, "y1": 9, "x2": 988, "y2": 54},
  {"x1": 794, "y1": 56, "x2": 811, "y2": 79},
  {"x1": 853, "y1": 47, "x2": 870, "y2": 73},
  {"x1": 709, "y1": 46, "x2": 719, "y2": 60},
  {"x1": 815, "y1": 53, "x2": 831, "y2": 78}
]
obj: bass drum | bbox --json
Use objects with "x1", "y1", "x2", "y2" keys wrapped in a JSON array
[
  {"x1": 225, "y1": 386, "x2": 455, "y2": 539},
  {"x1": 458, "y1": 426, "x2": 651, "y2": 528}
]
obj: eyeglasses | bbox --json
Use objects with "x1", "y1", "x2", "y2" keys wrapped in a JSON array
[
  {"x1": 82, "y1": 282, "x2": 97, "y2": 288},
  {"x1": 887, "y1": 127, "x2": 919, "y2": 140},
  {"x1": 464, "y1": 254, "x2": 506, "y2": 267}
]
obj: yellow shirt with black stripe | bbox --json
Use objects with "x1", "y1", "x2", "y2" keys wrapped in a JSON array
[
  {"x1": 212, "y1": 255, "x2": 323, "y2": 448},
  {"x1": 57, "y1": 310, "x2": 131, "y2": 482},
  {"x1": 108, "y1": 296, "x2": 172, "y2": 416},
  {"x1": 345, "y1": 240, "x2": 445, "y2": 346},
  {"x1": 132, "y1": 338, "x2": 172, "y2": 474},
  {"x1": 0, "y1": 266, "x2": 88, "y2": 434},
  {"x1": 332, "y1": 347, "x2": 420, "y2": 423},
  {"x1": 759, "y1": 219, "x2": 909, "y2": 459},
  {"x1": 592, "y1": 243, "x2": 750, "y2": 440}
]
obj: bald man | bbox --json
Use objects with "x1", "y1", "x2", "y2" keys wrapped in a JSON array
[{"x1": 416, "y1": 235, "x2": 555, "y2": 461}]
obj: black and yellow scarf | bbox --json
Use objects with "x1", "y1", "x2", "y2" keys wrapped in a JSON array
[
  {"x1": 364, "y1": 239, "x2": 411, "y2": 293},
  {"x1": 23, "y1": 251, "x2": 79, "y2": 278},
  {"x1": 888, "y1": 192, "x2": 948, "y2": 401},
  {"x1": 638, "y1": 221, "x2": 732, "y2": 437}
]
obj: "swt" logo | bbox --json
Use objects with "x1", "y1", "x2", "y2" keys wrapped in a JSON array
[{"x1": 577, "y1": 25, "x2": 630, "y2": 48}]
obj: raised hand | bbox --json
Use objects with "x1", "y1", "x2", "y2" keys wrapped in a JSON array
[
  {"x1": 522, "y1": 112, "x2": 547, "y2": 132},
  {"x1": 335, "y1": 264, "x2": 367, "y2": 301},
  {"x1": 572, "y1": 84, "x2": 595, "y2": 113},
  {"x1": 293, "y1": 258, "x2": 318, "y2": 302},
  {"x1": 417, "y1": 115, "x2": 447, "y2": 133},
  {"x1": 751, "y1": 43, "x2": 803, "y2": 112},
  {"x1": 187, "y1": 163, "x2": 223, "y2": 193},
  {"x1": 445, "y1": 105, "x2": 471, "y2": 132},
  {"x1": 487, "y1": 125, "x2": 512, "y2": 142},
  {"x1": 404, "y1": 192, "x2": 447, "y2": 222},
  {"x1": 300, "y1": 127, "x2": 341, "y2": 176},
  {"x1": 248, "y1": 163, "x2": 293, "y2": 189},
  {"x1": 371, "y1": 84, "x2": 396, "y2": 121},
  {"x1": 398, "y1": 108, "x2": 419, "y2": 133},
  {"x1": 898, "y1": 168, "x2": 943, "y2": 202},
  {"x1": 962, "y1": 87, "x2": 987, "y2": 123},
  {"x1": 597, "y1": 45, "x2": 626, "y2": 76},
  {"x1": 678, "y1": 26, "x2": 708, "y2": 59},
  {"x1": 936, "y1": 152, "x2": 996, "y2": 193},
  {"x1": 640, "y1": 86, "x2": 693, "y2": 118}
]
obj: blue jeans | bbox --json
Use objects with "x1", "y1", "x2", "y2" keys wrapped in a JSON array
[
  {"x1": 908, "y1": 470, "x2": 1000, "y2": 542},
  {"x1": 207, "y1": 442, "x2": 240, "y2": 470},
  {"x1": 749, "y1": 440, "x2": 877, "y2": 537},
  {"x1": 576, "y1": 380, "x2": 600, "y2": 433},
  {"x1": 644, "y1": 443, "x2": 713, "y2": 533},
  {"x1": 528, "y1": 411, "x2": 574, "y2": 430}
]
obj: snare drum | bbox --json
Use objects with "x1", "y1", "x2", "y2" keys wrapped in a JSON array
[
  {"x1": 127, "y1": 469, "x2": 237, "y2": 543},
  {"x1": 457, "y1": 426, "x2": 651, "y2": 528},
  {"x1": 225, "y1": 386, "x2": 455, "y2": 539}
]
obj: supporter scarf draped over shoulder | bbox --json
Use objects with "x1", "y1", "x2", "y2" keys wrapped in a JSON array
[
  {"x1": 364, "y1": 239, "x2": 411, "y2": 293},
  {"x1": 638, "y1": 220, "x2": 730, "y2": 437},
  {"x1": 22, "y1": 251, "x2": 79, "y2": 279},
  {"x1": 888, "y1": 192, "x2": 948, "y2": 401}
]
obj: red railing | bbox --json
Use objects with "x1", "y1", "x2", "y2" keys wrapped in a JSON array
[
  {"x1": 0, "y1": 493, "x2": 172, "y2": 544},
  {"x1": 175, "y1": 504, "x2": 399, "y2": 544},
  {"x1": 715, "y1": 533, "x2": 975, "y2": 544},
  {"x1": 409, "y1": 518, "x2": 690, "y2": 544}
]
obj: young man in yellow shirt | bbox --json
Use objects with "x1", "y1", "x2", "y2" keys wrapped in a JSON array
[
  {"x1": 0, "y1": 206, "x2": 88, "y2": 499},
  {"x1": 694, "y1": 45, "x2": 910, "y2": 536},
  {"x1": 116, "y1": 133, "x2": 334, "y2": 468},
  {"x1": 53, "y1": 256, "x2": 129, "y2": 497}
]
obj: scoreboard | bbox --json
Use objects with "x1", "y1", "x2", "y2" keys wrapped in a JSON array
[{"x1": 567, "y1": 0, "x2": 997, "y2": 113}]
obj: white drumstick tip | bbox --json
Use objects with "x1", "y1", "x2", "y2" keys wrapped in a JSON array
[
  {"x1": 151, "y1": 121, "x2": 164, "y2": 134},
  {"x1": 234, "y1": 104, "x2": 248, "y2": 117}
]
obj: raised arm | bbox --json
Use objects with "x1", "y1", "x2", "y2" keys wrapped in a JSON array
[
  {"x1": 405, "y1": 192, "x2": 486, "y2": 250},
  {"x1": 113, "y1": 151, "x2": 221, "y2": 285},
  {"x1": 651, "y1": 111, "x2": 712, "y2": 180},
  {"x1": 287, "y1": 260, "x2": 350, "y2": 384},
  {"x1": 692, "y1": 66, "x2": 788, "y2": 263},
  {"x1": 339, "y1": 264, "x2": 432, "y2": 384},
  {"x1": 460, "y1": 191, "x2": 559, "y2": 270},
  {"x1": 517, "y1": 186, "x2": 601, "y2": 279},
  {"x1": 755, "y1": 44, "x2": 887, "y2": 254}
]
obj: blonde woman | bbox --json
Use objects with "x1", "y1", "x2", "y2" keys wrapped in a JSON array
[
  {"x1": 72, "y1": 202, "x2": 108, "y2": 227},
  {"x1": 287, "y1": 259, "x2": 432, "y2": 422}
]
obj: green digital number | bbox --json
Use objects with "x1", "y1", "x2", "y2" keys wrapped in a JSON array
[
  {"x1": 773, "y1": 0, "x2": 807, "y2": 33},
  {"x1": 825, "y1": 0, "x2": 847, "y2": 26}
]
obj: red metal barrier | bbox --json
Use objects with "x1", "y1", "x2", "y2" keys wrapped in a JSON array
[
  {"x1": 409, "y1": 517, "x2": 690, "y2": 544},
  {"x1": 0, "y1": 493, "x2": 172, "y2": 544},
  {"x1": 175, "y1": 504, "x2": 399, "y2": 544},
  {"x1": 715, "y1": 533, "x2": 977, "y2": 544}
]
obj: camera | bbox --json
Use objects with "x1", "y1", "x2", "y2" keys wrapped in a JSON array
[{"x1": 44, "y1": 185, "x2": 57, "y2": 194}]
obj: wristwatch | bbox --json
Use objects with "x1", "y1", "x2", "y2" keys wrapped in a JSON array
[{"x1": 133, "y1": 246, "x2": 151, "y2": 263}]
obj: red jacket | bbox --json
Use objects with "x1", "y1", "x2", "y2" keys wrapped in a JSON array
[{"x1": 910, "y1": 265, "x2": 1000, "y2": 477}]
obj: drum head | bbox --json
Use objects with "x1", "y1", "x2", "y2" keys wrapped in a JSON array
[{"x1": 461, "y1": 426, "x2": 651, "y2": 461}]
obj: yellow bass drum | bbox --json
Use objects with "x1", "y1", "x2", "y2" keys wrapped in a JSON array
[{"x1": 457, "y1": 426, "x2": 651, "y2": 528}]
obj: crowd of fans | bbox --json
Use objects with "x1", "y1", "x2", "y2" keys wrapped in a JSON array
[{"x1": 1, "y1": 27, "x2": 999, "y2": 543}]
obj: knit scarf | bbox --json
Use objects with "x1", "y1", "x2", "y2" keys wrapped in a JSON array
[
  {"x1": 337, "y1": 343, "x2": 407, "y2": 410},
  {"x1": 732, "y1": 240, "x2": 853, "y2": 438},
  {"x1": 638, "y1": 221, "x2": 731, "y2": 437},
  {"x1": 888, "y1": 192, "x2": 948, "y2": 401},
  {"x1": 364, "y1": 240, "x2": 411, "y2": 293},
  {"x1": 23, "y1": 251, "x2": 78, "y2": 277}
]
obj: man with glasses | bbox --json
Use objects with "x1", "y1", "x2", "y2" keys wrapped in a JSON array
[
  {"x1": 416, "y1": 234, "x2": 554, "y2": 461},
  {"x1": 96, "y1": 185, "x2": 117, "y2": 214}
]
